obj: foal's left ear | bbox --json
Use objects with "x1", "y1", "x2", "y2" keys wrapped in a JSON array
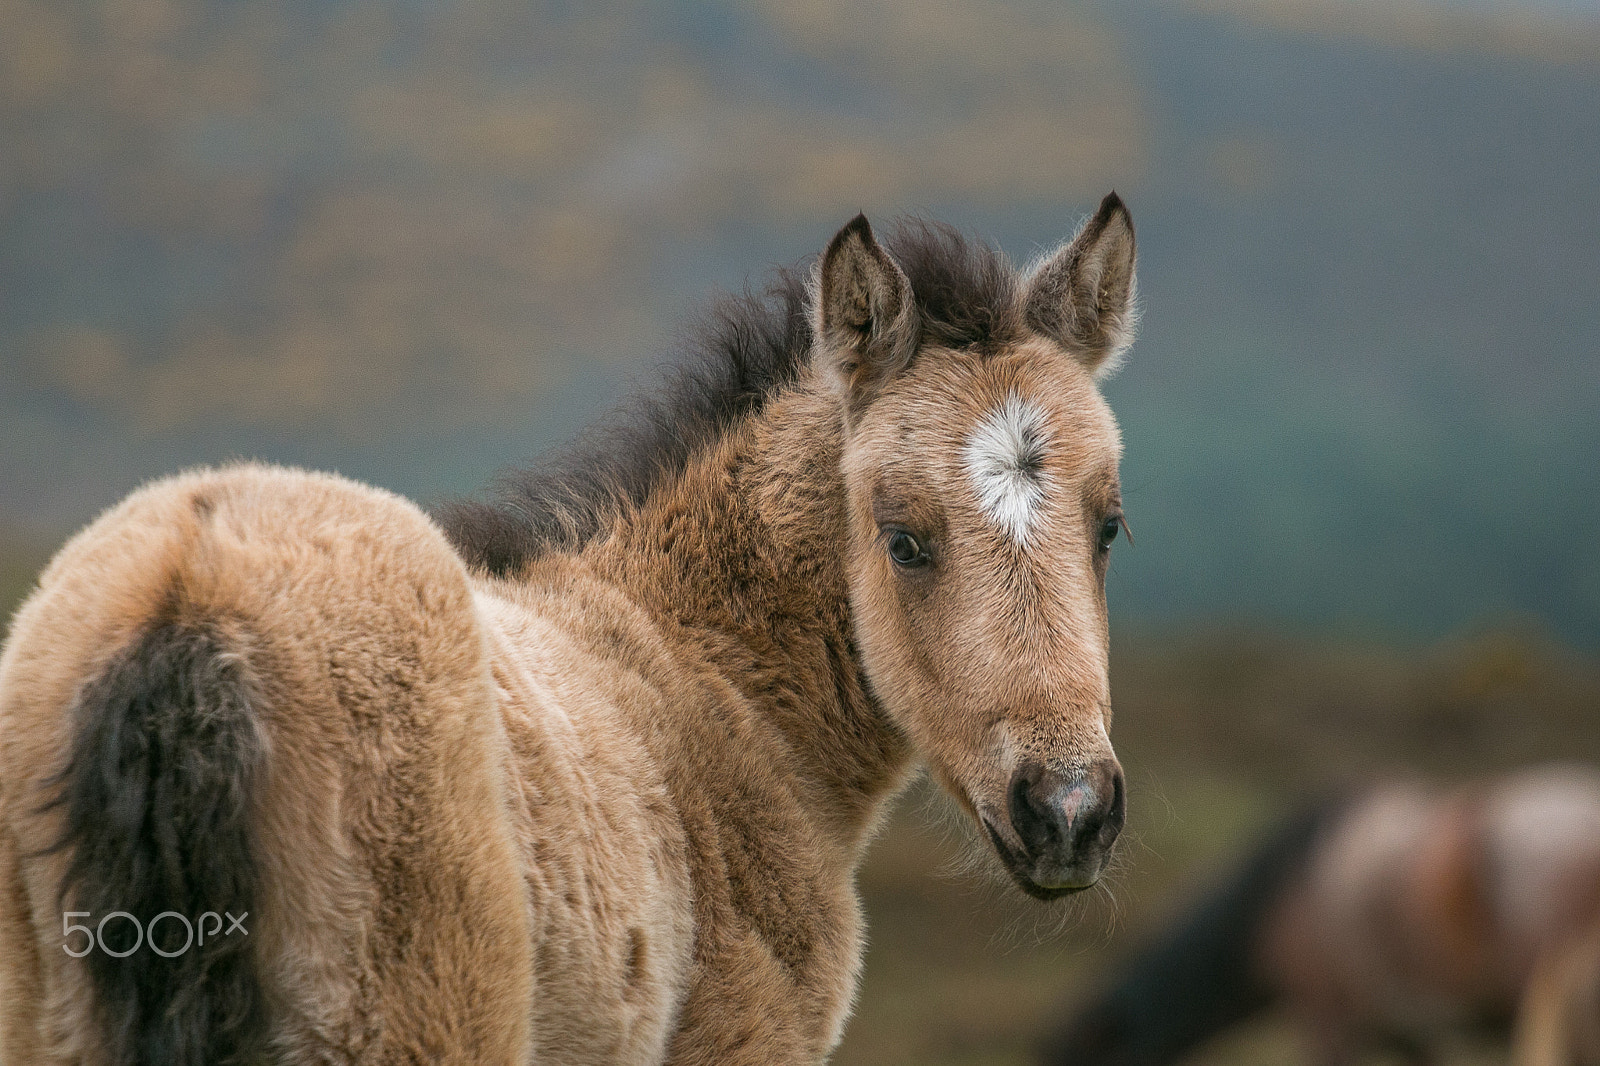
[
  {"x1": 1022, "y1": 192, "x2": 1138, "y2": 377},
  {"x1": 815, "y1": 214, "x2": 918, "y2": 419}
]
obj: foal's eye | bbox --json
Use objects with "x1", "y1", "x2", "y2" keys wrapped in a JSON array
[
  {"x1": 1098, "y1": 513, "x2": 1126, "y2": 552},
  {"x1": 887, "y1": 530, "x2": 928, "y2": 568}
]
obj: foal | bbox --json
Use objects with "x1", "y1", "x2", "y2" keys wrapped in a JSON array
[{"x1": 0, "y1": 195, "x2": 1138, "y2": 1064}]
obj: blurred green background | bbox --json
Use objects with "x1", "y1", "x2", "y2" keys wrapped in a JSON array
[{"x1": 1, "y1": 0, "x2": 1597, "y2": 1062}]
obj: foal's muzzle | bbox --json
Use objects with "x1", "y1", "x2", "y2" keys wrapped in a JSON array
[{"x1": 991, "y1": 758, "x2": 1124, "y2": 899}]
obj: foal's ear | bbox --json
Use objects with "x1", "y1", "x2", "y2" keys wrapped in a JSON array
[
  {"x1": 1022, "y1": 192, "x2": 1138, "y2": 376},
  {"x1": 815, "y1": 214, "x2": 917, "y2": 418}
]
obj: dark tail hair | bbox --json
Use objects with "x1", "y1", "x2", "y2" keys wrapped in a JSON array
[
  {"x1": 48, "y1": 618, "x2": 269, "y2": 1066},
  {"x1": 1039, "y1": 794, "x2": 1351, "y2": 1066}
]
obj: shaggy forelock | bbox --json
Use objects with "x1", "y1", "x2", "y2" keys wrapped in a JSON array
[
  {"x1": 438, "y1": 219, "x2": 1024, "y2": 575},
  {"x1": 884, "y1": 219, "x2": 1022, "y2": 352}
]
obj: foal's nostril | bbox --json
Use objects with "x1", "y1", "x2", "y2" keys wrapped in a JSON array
[
  {"x1": 1071, "y1": 760, "x2": 1125, "y2": 855},
  {"x1": 1008, "y1": 763, "x2": 1059, "y2": 855},
  {"x1": 1103, "y1": 765, "x2": 1126, "y2": 842}
]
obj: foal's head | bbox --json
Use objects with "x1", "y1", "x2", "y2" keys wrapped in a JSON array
[{"x1": 815, "y1": 195, "x2": 1136, "y2": 898}]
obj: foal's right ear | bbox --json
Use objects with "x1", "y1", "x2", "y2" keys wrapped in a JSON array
[
  {"x1": 1022, "y1": 192, "x2": 1137, "y2": 377},
  {"x1": 815, "y1": 214, "x2": 918, "y2": 420}
]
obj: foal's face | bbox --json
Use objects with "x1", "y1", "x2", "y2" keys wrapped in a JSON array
[
  {"x1": 816, "y1": 196, "x2": 1137, "y2": 898},
  {"x1": 843, "y1": 348, "x2": 1125, "y2": 896}
]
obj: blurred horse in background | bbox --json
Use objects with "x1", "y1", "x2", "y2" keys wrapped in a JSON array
[{"x1": 1041, "y1": 763, "x2": 1600, "y2": 1066}]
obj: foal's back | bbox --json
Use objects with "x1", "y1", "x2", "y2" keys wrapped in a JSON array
[{"x1": 0, "y1": 464, "x2": 540, "y2": 1063}]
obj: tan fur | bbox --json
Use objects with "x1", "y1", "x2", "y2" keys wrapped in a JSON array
[
  {"x1": 1, "y1": 468, "x2": 537, "y2": 1063},
  {"x1": 840, "y1": 340, "x2": 1122, "y2": 834},
  {"x1": 0, "y1": 205, "x2": 1136, "y2": 1063}
]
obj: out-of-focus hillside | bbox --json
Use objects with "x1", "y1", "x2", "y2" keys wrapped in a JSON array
[
  {"x1": 0, "y1": 0, "x2": 1134, "y2": 435},
  {"x1": 837, "y1": 625, "x2": 1600, "y2": 1065},
  {"x1": 1, "y1": 0, "x2": 1597, "y2": 644}
]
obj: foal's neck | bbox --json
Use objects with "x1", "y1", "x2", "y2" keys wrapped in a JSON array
[{"x1": 609, "y1": 371, "x2": 913, "y2": 852}]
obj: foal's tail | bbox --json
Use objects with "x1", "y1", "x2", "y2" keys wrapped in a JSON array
[
  {"x1": 49, "y1": 617, "x2": 269, "y2": 1066},
  {"x1": 1038, "y1": 794, "x2": 1351, "y2": 1066}
]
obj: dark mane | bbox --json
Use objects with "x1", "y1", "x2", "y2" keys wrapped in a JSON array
[{"x1": 437, "y1": 219, "x2": 1023, "y2": 575}]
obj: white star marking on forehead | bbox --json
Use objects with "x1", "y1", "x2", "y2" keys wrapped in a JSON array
[{"x1": 963, "y1": 393, "x2": 1052, "y2": 545}]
